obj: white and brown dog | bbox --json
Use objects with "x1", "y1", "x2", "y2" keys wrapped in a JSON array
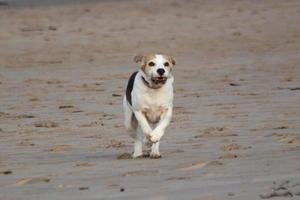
[{"x1": 123, "y1": 53, "x2": 175, "y2": 158}]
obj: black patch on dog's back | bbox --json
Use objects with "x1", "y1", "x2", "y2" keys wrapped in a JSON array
[{"x1": 126, "y1": 71, "x2": 138, "y2": 106}]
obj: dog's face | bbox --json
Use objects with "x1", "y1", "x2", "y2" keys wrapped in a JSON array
[{"x1": 134, "y1": 54, "x2": 176, "y2": 87}]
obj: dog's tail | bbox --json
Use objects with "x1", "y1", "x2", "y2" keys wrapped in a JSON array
[{"x1": 123, "y1": 96, "x2": 138, "y2": 138}]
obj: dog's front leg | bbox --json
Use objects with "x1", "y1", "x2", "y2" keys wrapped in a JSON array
[
  {"x1": 133, "y1": 110, "x2": 153, "y2": 141},
  {"x1": 150, "y1": 106, "x2": 173, "y2": 143}
]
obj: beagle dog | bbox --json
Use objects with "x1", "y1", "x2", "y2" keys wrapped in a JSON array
[{"x1": 123, "y1": 53, "x2": 175, "y2": 158}]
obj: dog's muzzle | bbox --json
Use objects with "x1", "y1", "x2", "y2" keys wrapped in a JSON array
[{"x1": 151, "y1": 76, "x2": 167, "y2": 85}]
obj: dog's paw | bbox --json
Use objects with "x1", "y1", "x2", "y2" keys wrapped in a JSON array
[
  {"x1": 144, "y1": 132, "x2": 161, "y2": 144},
  {"x1": 132, "y1": 152, "x2": 143, "y2": 159},
  {"x1": 149, "y1": 134, "x2": 161, "y2": 143},
  {"x1": 150, "y1": 152, "x2": 162, "y2": 159},
  {"x1": 149, "y1": 129, "x2": 164, "y2": 143}
]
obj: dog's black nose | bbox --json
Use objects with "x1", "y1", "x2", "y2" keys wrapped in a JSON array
[{"x1": 157, "y1": 68, "x2": 165, "y2": 76}]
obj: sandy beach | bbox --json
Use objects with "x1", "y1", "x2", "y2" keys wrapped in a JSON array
[{"x1": 0, "y1": 0, "x2": 300, "y2": 199}]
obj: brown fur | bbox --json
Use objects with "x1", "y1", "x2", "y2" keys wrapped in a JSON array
[
  {"x1": 134, "y1": 54, "x2": 175, "y2": 74},
  {"x1": 162, "y1": 55, "x2": 176, "y2": 65},
  {"x1": 134, "y1": 54, "x2": 156, "y2": 74}
]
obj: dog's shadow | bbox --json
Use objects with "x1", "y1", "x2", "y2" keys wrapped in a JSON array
[{"x1": 117, "y1": 151, "x2": 152, "y2": 160}]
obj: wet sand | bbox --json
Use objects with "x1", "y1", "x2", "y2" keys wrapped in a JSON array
[{"x1": 0, "y1": 0, "x2": 300, "y2": 199}]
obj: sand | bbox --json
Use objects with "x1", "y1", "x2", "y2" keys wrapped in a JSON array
[{"x1": 0, "y1": 0, "x2": 300, "y2": 199}]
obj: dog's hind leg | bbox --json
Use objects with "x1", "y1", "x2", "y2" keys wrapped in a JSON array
[
  {"x1": 123, "y1": 96, "x2": 143, "y2": 158},
  {"x1": 132, "y1": 126, "x2": 143, "y2": 158},
  {"x1": 123, "y1": 97, "x2": 137, "y2": 138}
]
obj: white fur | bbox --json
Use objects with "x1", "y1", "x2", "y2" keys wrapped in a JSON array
[
  {"x1": 147, "y1": 54, "x2": 172, "y2": 79},
  {"x1": 123, "y1": 54, "x2": 174, "y2": 158}
]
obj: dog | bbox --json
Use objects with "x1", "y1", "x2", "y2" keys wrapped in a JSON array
[{"x1": 123, "y1": 53, "x2": 175, "y2": 158}]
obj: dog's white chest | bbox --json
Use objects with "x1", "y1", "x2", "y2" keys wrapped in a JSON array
[
  {"x1": 142, "y1": 106, "x2": 168, "y2": 124},
  {"x1": 138, "y1": 90, "x2": 172, "y2": 123}
]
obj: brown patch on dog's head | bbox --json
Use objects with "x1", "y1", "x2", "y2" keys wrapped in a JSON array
[
  {"x1": 133, "y1": 54, "x2": 156, "y2": 73},
  {"x1": 162, "y1": 55, "x2": 176, "y2": 66}
]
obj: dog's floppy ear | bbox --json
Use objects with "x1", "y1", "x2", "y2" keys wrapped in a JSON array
[
  {"x1": 171, "y1": 56, "x2": 176, "y2": 65},
  {"x1": 170, "y1": 56, "x2": 176, "y2": 65},
  {"x1": 133, "y1": 55, "x2": 144, "y2": 63}
]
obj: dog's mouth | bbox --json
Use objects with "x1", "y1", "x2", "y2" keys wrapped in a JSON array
[{"x1": 151, "y1": 76, "x2": 167, "y2": 85}]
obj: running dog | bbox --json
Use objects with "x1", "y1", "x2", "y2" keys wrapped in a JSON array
[{"x1": 123, "y1": 53, "x2": 175, "y2": 158}]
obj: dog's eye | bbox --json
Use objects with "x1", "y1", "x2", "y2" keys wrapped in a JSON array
[
  {"x1": 164, "y1": 62, "x2": 170, "y2": 67},
  {"x1": 148, "y1": 62, "x2": 155, "y2": 67}
]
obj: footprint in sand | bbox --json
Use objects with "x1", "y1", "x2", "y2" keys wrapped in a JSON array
[
  {"x1": 122, "y1": 169, "x2": 159, "y2": 177},
  {"x1": 221, "y1": 144, "x2": 241, "y2": 151},
  {"x1": 269, "y1": 133, "x2": 300, "y2": 144},
  {"x1": 166, "y1": 176, "x2": 191, "y2": 181},
  {"x1": 222, "y1": 144, "x2": 252, "y2": 151},
  {"x1": 33, "y1": 120, "x2": 58, "y2": 128},
  {"x1": 58, "y1": 105, "x2": 74, "y2": 109},
  {"x1": 75, "y1": 162, "x2": 96, "y2": 167},
  {"x1": 181, "y1": 160, "x2": 223, "y2": 170},
  {"x1": 0, "y1": 112, "x2": 35, "y2": 119},
  {"x1": 260, "y1": 180, "x2": 300, "y2": 199},
  {"x1": 79, "y1": 121, "x2": 104, "y2": 127},
  {"x1": 105, "y1": 139, "x2": 126, "y2": 148},
  {"x1": 15, "y1": 177, "x2": 51, "y2": 185},
  {"x1": 195, "y1": 127, "x2": 237, "y2": 138},
  {"x1": 47, "y1": 145, "x2": 70, "y2": 152},
  {"x1": 278, "y1": 135, "x2": 300, "y2": 144},
  {"x1": 219, "y1": 153, "x2": 241, "y2": 159}
]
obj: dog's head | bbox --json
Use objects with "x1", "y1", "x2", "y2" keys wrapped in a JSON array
[{"x1": 134, "y1": 54, "x2": 176, "y2": 88}]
